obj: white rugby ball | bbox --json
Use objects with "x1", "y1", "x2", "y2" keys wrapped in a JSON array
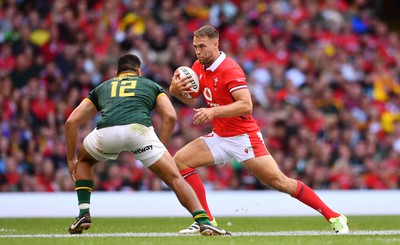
[{"x1": 176, "y1": 66, "x2": 201, "y2": 99}]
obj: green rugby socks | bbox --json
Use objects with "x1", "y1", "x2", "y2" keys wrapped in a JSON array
[
  {"x1": 75, "y1": 180, "x2": 94, "y2": 217},
  {"x1": 193, "y1": 210, "x2": 212, "y2": 225}
]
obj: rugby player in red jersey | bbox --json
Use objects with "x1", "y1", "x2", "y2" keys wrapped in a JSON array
[
  {"x1": 65, "y1": 53, "x2": 230, "y2": 236},
  {"x1": 170, "y1": 25, "x2": 349, "y2": 234}
]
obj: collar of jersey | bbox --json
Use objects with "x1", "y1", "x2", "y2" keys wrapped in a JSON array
[
  {"x1": 118, "y1": 72, "x2": 137, "y2": 77},
  {"x1": 205, "y1": 51, "x2": 226, "y2": 72}
]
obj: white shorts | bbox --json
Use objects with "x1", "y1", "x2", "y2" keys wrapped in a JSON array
[
  {"x1": 201, "y1": 131, "x2": 269, "y2": 164},
  {"x1": 83, "y1": 124, "x2": 166, "y2": 167}
]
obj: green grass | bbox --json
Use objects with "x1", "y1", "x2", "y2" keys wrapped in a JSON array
[{"x1": 0, "y1": 216, "x2": 399, "y2": 245}]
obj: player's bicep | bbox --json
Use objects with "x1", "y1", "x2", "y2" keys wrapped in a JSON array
[
  {"x1": 231, "y1": 88, "x2": 253, "y2": 114},
  {"x1": 66, "y1": 98, "x2": 98, "y2": 126},
  {"x1": 232, "y1": 88, "x2": 252, "y2": 105}
]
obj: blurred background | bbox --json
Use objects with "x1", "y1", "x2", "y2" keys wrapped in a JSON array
[{"x1": 0, "y1": 0, "x2": 399, "y2": 193}]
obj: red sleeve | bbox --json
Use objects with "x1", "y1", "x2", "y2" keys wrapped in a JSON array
[{"x1": 224, "y1": 64, "x2": 247, "y2": 93}]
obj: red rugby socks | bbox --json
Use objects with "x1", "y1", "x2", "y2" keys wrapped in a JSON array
[
  {"x1": 180, "y1": 168, "x2": 214, "y2": 221},
  {"x1": 292, "y1": 180, "x2": 339, "y2": 220}
]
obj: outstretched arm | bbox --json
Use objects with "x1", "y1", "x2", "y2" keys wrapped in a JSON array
[
  {"x1": 65, "y1": 99, "x2": 98, "y2": 181},
  {"x1": 154, "y1": 94, "x2": 177, "y2": 146}
]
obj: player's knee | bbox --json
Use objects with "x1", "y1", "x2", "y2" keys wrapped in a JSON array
[
  {"x1": 165, "y1": 175, "x2": 184, "y2": 191},
  {"x1": 267, "y1": 174, "x2": 290, "y2": 193},
  {"x1": 172, "y1": 152, "x2": 188, "y2": 170}
]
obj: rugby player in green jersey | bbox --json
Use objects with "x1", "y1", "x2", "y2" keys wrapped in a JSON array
[{"x1": 65, "y1": 54, "x2": 230, "y2": 236}]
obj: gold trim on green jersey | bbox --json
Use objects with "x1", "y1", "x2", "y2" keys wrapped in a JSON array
[{"x1": 83, "y1": 98, "x2": 97, "y2": 112}]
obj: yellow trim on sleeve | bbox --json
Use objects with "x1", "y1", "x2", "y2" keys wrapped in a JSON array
[
  {"x1": 157, "y1": 93, "x2": 167, "y2": 99},
  {"x1": 83, "y1": 98, "x2": 97, "y2": 112}
]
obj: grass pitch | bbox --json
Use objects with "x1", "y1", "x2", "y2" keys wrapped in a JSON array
[{"x1": 0, "y1": 216, "x2": 399, "y2": 245}]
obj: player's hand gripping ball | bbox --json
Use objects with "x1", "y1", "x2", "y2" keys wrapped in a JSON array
[{"x1": 176, "y1": 66, "x2": 201, "y2": 99}]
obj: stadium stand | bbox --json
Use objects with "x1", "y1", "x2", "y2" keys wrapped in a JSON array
[{"x1": 0, "y1": 0, "x2": 399, "y2": 192}]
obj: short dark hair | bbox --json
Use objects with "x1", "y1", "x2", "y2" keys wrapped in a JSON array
[
  {"x1": 194, "y1": 25, "x2": 219, "y2": 39},
  {"x1": 117, "y1": 54, "x2": 141, "y2": 74}
]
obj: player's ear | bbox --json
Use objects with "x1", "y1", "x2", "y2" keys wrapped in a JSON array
[
  {"x1": 214, "y1": 39, "x2": 219, "y2": 48},
  {"x1": 137, "y1": 68, "x2": 142, "y2": 76}
]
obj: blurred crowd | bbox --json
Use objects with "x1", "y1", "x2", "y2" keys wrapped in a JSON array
[{"x1": 0, "y1": 0, "x2": 399, "y2": 192}]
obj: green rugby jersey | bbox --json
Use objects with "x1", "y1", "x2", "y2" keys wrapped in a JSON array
[{"x1": 86, "y1": 73, "x2": 165, "y2": 129}]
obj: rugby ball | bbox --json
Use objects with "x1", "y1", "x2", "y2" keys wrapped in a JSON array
[{"x1": 176, "y1": 66, "x2": 201, "y2": 99}]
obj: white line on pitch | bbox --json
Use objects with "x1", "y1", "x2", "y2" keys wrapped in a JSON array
[{"x1": 1, "y1": 230, "x2": 400, "y2": 238}]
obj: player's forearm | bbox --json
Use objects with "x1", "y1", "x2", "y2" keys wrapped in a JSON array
[
  {"x1": 213, "y1": 100, "x2": 252, "y2": 118},
  {"x1": 158, "y1": 119, "x2": 175, "y2": 146},
  {"x1": 171, "y1": 92, "x2": 197, "y2": 105},
  {"x1": 169, "y1": 81, "x2": 198, "y2": 105},
  {"x1": 65, "y1": 122, "x2": 78, "y2": 161}
]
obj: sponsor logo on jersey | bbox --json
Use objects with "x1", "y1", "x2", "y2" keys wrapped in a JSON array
[
  {"x1": 133, "y1": 145, "x2": 153, "y2": 154},
  {"x1": 203, "y1": 87, "x2": 212, "y2": 101},
  {"x1": 203, "y1": 87, "x2": 220, "y2": 107},
  {"x1": 207, "y1": 101, "x2": 220, "y2": 107}
]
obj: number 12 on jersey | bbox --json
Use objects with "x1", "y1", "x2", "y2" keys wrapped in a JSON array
[{"x1": 111, "y1": 80, "x2": 137, "y2": 97}]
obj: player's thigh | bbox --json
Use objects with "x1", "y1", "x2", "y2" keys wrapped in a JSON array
[
  {"x1": 243, "y1": 155, "x2": 290, "y2": 188},
  {"x1": 244, "y1": 155, "x2": 298, "y2": 193},
  {"x1": 173, "y1": 138, "x2": 214, "y2": 169},
  {"x1": 149, "y1": 152, "x2": 181, "y2": 184}
]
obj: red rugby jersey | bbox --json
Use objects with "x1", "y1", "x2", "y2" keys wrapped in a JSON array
[{"x1": 192, "y1": 52, "x2": 260, "y2": 137}]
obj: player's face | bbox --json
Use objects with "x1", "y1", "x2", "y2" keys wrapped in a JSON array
[{"x1": 193, "y1": 36, "x2": 218, "y2": 67}]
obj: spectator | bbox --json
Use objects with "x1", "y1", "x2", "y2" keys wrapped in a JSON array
[{"x1": 0, "y1": 0, "x2": 399, "y2": 192}]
